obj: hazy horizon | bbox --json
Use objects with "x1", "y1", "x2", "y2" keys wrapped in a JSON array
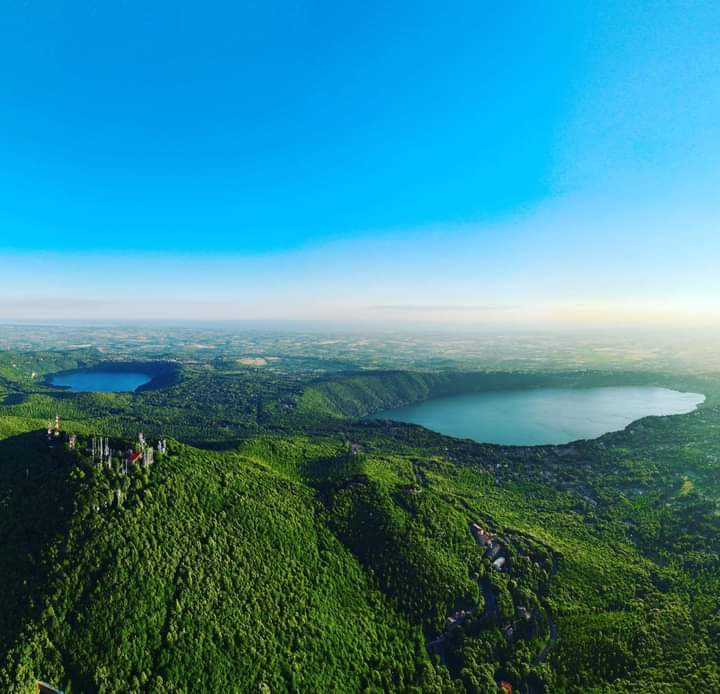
[{"x1": 2, "y1": 2, "x2": 719, "y2": 323}]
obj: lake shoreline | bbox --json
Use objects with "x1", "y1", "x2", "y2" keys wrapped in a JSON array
[
  {"x1": 371, "y1": 386, "x2": 705, "y2": 446},
  {"x1": 46, "y1": 360, "x2": 180, "y2": 393}
]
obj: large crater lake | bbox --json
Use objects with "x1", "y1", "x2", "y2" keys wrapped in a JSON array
[
  {"x1": 50, "y1": 371, "x2": 153, "y2": 393},
  {"x1": 373, "y1": 386, "x2": 705, "y2": 445}
]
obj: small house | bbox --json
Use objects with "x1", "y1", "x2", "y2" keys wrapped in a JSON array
[{"x1": 492, "y1": 556, "x2": 506, "y2": 570}]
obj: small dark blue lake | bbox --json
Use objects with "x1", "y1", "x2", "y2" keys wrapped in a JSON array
[
  {"x1": 372, "y1": 386, "x2": 705, "y2": 446},
  {"x1": 50, "y1": 371, "x2": 152, "y2": 393}
]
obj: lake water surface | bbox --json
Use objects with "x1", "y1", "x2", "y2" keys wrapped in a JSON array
[
  {"x1": 50, "y1": 371, "x2": 152, "y2": 393},
  {"x1": 372, "y1": 386, "x2": 704, "y2": 445}
]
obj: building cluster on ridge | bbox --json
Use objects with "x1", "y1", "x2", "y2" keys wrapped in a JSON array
[
  {"x1": 49, "y1": 415, "x2": 167, "y2": 476},
  {"x1": 88, "y1": 431, "x2": 167, "y2": 474}
]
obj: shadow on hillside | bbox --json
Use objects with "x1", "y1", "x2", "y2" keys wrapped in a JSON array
[
  {"x1": 187, "y1": 438, "x2": 246, "y2": 451},
  {"x1": 2, "y1": 393, "x2": 27, "y2": 406},
  {"x1": 0, "y1": 429, "x2": 76, "y2": 655}
]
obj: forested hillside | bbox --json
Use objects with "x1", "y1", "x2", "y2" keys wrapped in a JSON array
[
  {"x1": 1, "y1": 349, "x2": 720, "y2": 692},
  {"x1": 2, "y1": 405, "x2": 719, "y2": 692},
  {"x1": 0, "y1": 435, "x2": 432, "y2": 693}
]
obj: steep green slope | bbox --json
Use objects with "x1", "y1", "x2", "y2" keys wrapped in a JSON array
[
  {"x1": 0, "y1": 422, "x2": 78, "y2": 660},
  {"x1": 2, "y1": 421, "x2": 718, "y2": 693},
  {"x1": 297, "y1": 371, "x2": 445, "y2": 418},
  {"x1": 1, "y1": 436, "x2": 433, "y2": 694},
  {"x1": 303, "y1": 442, "x2": 720, "y2": 692}
]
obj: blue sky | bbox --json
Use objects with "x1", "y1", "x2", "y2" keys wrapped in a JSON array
[{"x1": 1, "y1": 1, "x2": 719, "y2": 322}]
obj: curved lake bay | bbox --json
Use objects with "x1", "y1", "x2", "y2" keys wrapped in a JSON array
[
  {"x1": 50, "y1": 371, "x2": 152, "y2": 393},
  {"x1": 373, "y1": 386, "x2": 705, "y2": 445}
]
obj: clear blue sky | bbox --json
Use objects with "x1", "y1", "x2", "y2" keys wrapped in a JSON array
[{"x1": 1, "y1": 1, "x2": 719, "y2": 322}]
